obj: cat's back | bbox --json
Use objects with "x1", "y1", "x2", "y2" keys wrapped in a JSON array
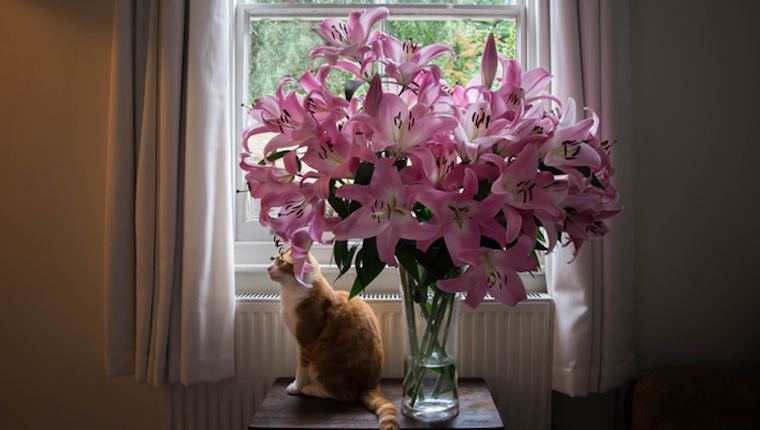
[
  {"x1": 311, "y1": 291, "x2": 384, "y2": 400},
  {"x1": 332, "y1": 291, "x2": 382, "y2": 340},
  {"x1": 326, "y1": 291, "x2": 382, "y2": 350}
]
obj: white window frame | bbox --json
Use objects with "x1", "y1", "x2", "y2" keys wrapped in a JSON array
[{"x1": 232, "y1": 1, "x2": 545, "y2": 294}]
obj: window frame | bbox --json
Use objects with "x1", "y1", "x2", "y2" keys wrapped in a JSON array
[{"x1": 232, "y1": 1, "x2": 545, "y2": 294}]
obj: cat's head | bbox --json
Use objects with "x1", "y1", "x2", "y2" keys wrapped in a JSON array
[{"x1": 267, "y1": 250, "x2": 322, "y2": 287}]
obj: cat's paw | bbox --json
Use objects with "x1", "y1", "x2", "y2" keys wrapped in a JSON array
[{"x1": 286, "y1": 381, "x2": 301, "y2": 395}]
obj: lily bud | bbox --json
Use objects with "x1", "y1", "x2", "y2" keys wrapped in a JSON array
[
  {"x1": 364, "y1": 74, "x2": 383, "y2": 117},
  {"x1": 481, "y1": 33, "x2": 497, "y2": 89}
]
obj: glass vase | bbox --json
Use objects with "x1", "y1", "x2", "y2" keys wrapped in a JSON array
[{"x1": 397, "y1": 262, "x2": 464, "y2": 422}]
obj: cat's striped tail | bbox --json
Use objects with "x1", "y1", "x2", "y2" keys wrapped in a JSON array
[{"x1": 359, "y1": 389, "x2": 399, "y2": 430}]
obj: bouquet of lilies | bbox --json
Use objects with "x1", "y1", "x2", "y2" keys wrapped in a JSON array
[{"x1": 240, "y1": 7, "x2": 620, "y2": 308}]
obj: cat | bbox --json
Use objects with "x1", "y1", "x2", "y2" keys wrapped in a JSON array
[{"x1": 267, "y1": 251, "x2": 400, "y2": 430}]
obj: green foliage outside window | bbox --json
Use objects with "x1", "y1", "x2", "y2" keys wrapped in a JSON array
[{"x1": 248, "y1": 16, "x2": 516, "y2": 105}]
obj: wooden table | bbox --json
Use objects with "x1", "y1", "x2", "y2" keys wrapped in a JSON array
[{"x1": 250, "y1": 378, "x2": 504, "y2": 429}]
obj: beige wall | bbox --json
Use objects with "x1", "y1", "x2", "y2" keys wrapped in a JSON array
[
  {"x1": 0, "y1": 1, "x2": 164, "y2": 429},
  {"x1": 631, "y1": 0, "x2": 760, "y2": 376}
]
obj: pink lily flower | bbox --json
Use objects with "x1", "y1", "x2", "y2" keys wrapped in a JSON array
[
  {"x1": 449, "y1": 84, "x2": 479, "y2": 109},
  {"x1": 582, "y1": 109, "x2": 616, "y2": 177},
  {"x1": 438, "y1": 236, "x2": 538, "y2": 308},
  {"x1": 258, "y1": 170, "x2": 338, "y2": 244},
  {"x1": 242, "y1": 79, "x2": 317, "y2": 154},
  {"x1": 239, "y1": 154, "x2": 293, "y2": 200},
  {"x1": 332, "y1": 158, "x2": 437, "y2": 266},
  {"x1": 453, "y1": 99, "x2": 512, "y2": 162},
  {"x1": 299, "y1": 71, "x2": 350, "y2": 123},
  {"x1": 490, "y1": 102, "x2": 553, "y2": 158},
  {"x1": 400, "y1": 142, "x2": 459, "y2": 190},
  {"x1": 562, "y1": 206, "x2": 621, "y2": 260},
  {"x1": 490, "y1": 145, "x2": 568, "y2": 242},
  {"x1": 557, "y1": 167, "x2": 621, "y2": 258},
  {"x1": 301, "y1": 123, "x2": 378, "y2": 199},
  {"x1": 409, "y1": 67, "x2": 450, "y2": 108},
  {"x1": 493, "y1": 59, "x2": 559, "y2": 109},
  {"x1": 285, "y1": 227, "x2": 316, "y2": 287},
  {"x1": 261, "y1": 185, "x2": 314, "y2": 240},
  {"x1": 310, "y1": 8, "x2": 389, "y2": 65},
  {"x1": 540, "y1": 98, "x2": 602, "y2": 177},
  {"x1": 379, "y1": 35, "x2": 454, "y2": 87},
  {"x1": 415, "y1": 169, "x2": 507, "y2": 267},
  {"x1": 350, "y1": 75, "x2": 458, "y2": 154}
]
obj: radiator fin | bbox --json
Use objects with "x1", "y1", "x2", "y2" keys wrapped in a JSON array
[{"x1": 166, "y1": 294, "x2": 552, "y2": 430}]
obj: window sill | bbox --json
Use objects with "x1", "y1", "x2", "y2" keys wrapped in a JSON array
[{"x1": 234, "y1": 263, "x2": 546, "y2": 295}]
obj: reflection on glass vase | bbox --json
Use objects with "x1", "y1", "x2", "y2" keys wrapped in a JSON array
[{"x1": 398, "y1": 262, "x2": 464, "y2": 422}]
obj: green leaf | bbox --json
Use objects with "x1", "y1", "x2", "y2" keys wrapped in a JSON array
[
  {"x1": 395, "y1": 245, "x2": 420, "y2": 283},
  {"x1": 412, "y1": 202, "x2": 433, "y2": 223},
  {"x1": 348, "y1": 238, "x2": 386, "y2": 300},
  {"x1": 423, "y1": 303, "x2": 432, "y2": 316},
  {"x1": 474, "y1": 179, "x2": 491, "y2": 202},
  {"x1": 328, "y1": 180, "x2": 350, "y2": 219},
  {"x1": 345, "y1": 79, "x2": 364, "y2": 101},
  {"x1": 539, "y1": 162, "x2": 565, "y2": 175},
  {"x1": 480, "y1": 236, "x2": 502, "y2": 250},
  {"x1": 328, "y1": 195, "x2": 350, "y2": 219},
  {"x1": 590, "y1": 173, "x2": 607, "y2": 190},
  {"x1": 397, "y1": 238, "x2": 457, "y2": 288},
  {"x1": 333, "y1": 240, "x2": 348, "y2": 267},
  {"x1": 576, "y1": 165, "x2": 592, "y2": 177},
  {"x1": 266, "y1": 150, "x2": 290, "y2": 163},
  {"x1": 530, "y1": 250, "x2": 543, "y2": 272},
  {"x1": 431, "y1": 365, "x2": 457, "y2": 398},
  {"x1": 335, "y1": 241, "x2": 361, "y2": 282},
  {"x1": 354, "y1": 161, "x2": 375, "y2": 185},
  {"x1": 435, "y1": 381, "x2": 457, "y2": 396},
  {"x1": 349, "y1": 257, "x2": 385, "y2": 299}
]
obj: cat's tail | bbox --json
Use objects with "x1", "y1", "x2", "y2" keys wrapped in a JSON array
[{"x1": 359, "y1": 388, "x2": 399, "y2": 430}]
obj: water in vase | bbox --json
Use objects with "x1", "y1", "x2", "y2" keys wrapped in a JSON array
[{"x1": 401, "y1": 358, "x2": 459, "y2": 422}]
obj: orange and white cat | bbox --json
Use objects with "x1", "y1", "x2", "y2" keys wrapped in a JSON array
[{"x1": 267, "y1": 251, "x2": 400, "y2": 430}]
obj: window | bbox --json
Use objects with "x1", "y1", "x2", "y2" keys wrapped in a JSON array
[{"x1": 232, "y1": 0, "x2": 544, "y2": 293}]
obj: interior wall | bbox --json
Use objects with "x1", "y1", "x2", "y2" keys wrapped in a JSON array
[
  {"x1": 631, "y1": 0, "x2": 760, "y2": 376},
  {"x1": 0, "y1": 1, "x2": 164, "y2": 429},
  {"x1": 553, "y1": 1, "x2": 760, "y2": 429}
]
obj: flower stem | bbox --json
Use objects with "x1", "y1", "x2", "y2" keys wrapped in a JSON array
[{"x1": 405, "y1": 286, "x2": 452, "y2": 406}]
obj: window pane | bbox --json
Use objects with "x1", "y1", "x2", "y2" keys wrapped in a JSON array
[
  {"x1": 249, "y1": 19, "x2": 322, "y2": 104},
  {"x1": 248, "y1": 18, "x2": 370, "y2": 104},
  {"x1": 385, "y1": 19, "x2": 516, "y2": 88}
]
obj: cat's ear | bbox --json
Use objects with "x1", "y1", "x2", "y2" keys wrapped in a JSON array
[
  {"x1": 306, "y1": 252, "x2": 317, "y2": 266},
  {"x1": 281, "y1": 250, "x2": 295, "y2": 265}
]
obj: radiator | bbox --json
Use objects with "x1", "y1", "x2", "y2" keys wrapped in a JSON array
[{"x1": 166, "y1": 293, "x2": 553, "y2": 430}]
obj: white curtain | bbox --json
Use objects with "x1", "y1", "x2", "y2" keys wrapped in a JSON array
[
  {"x1": 104, "y1": 0, "x2": 236, "y2": 386},
  {"x1": 530, "y1": 0, "x2": 636, "y2": 397}
]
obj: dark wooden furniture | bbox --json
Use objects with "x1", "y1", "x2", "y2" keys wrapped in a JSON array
[
  {"x1": 250, "y1": 378, "x2": 504, "y2": 429},
  {"x1": 624, "y1": 365, "x2": 760, "y2": 430}
]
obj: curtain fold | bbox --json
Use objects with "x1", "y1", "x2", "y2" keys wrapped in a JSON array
[
  {"x1": 105, "y1": 0, "x2": 235, "y2": 387},
  {"x1": 532, "y1": 0, "x2": 635, "y2": 397}
]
